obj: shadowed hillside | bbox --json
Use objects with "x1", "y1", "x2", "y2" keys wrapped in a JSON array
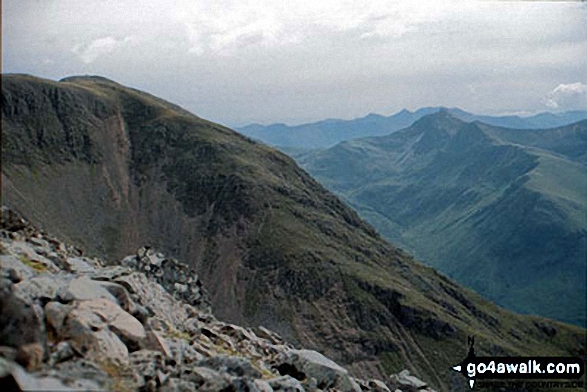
[{"x1": 2, "y1": 75, "x2": 585, "y2": 390}]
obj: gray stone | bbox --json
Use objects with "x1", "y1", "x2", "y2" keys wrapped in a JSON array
[
  {"x1": 276, "y1": 350, "x2": 361, "y2": 392},
  {"x1": 64, "y1": 257, "x2": 95, "y2": 273},
  {"x1": 254, "y1": 379, "x2": 274, "y2": 392},
  {"x1": 46, "y1": 358, "x2": 110, "y2": 390},
  {"x1": 218, "y1": 323, "x2": 258, "y2": 342},
  {"x1": 0, "y1": 357, "x2": 76, "y2": 391},
  {"x1": 198, "y1": 355, "x2": 263, "y2": 379},
  {"x1": 268, "y1": 375, "x2": 305, "y2": 391},
  {"x1": 189, "y1": 366, "x2": 234, "y2": 390},
  {"x1": 255, "y1": 326, "x2": 285, "y2": 345},
  {"x1": 95, "y1": 280, "x2": 136, "y2": 313},
  {"x1": 139, "y1": 247, "x2": 165, "y2": 267},
  {"x1": 91, "y1": 266, "x2": 133, "y2": 282},
  {"x1": 114, "y1": 272, "x2": 189, "y2": 330},
  {"x1": 61, "y1": 298, "x2": 147, "y2": 364},
  {"x1": 0, "y1": 254, "x2": 34, "y2": 282},
  {"x1": 45, "y1": 301, "x2": 72, "y2": 331},
  {"x1": 29, "y1": 237, "x2": 50, "y2": 250},
  {"x1": 129, "y1": 349, "x2": 165, "y2": 387},
  {"x1": 0, "y1": 280, "x2": 44, "y2": 351},
  {"x1": 66, "y1": 276, "x2": 119, "y2": 304},
  {"x1": 165, "y1": 377, "x2": 199, "y2": 391},
  {"x1": 1, "y1": 207, "x2": 29, "y2": 232},
  {"x1": 14, "y1": 275, "x2": 68, "y2": 303},
  {"x1": 8, "y1": 241, "x2": 59, "y2": 272},
  {"x1": 49, "y1": 341, "x2": 75, "y2": 366},
  {"x1": 368, "y1": 379, "x2": 392, "y2": 392},
  {"x1": 388, "y1": 370, "x2": 432, "y2": 392}
]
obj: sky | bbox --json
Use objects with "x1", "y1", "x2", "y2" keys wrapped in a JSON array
[{"x1": 3, "y1": 0, "x2": 587, "y2": 127}]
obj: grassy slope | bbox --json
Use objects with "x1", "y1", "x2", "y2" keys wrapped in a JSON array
[
  {"x1": 299, "y1": 113, "x2": 587, "y2": 327},
  {"x1": 2, "y1": 75, "x2": 585, "y2": 390}
]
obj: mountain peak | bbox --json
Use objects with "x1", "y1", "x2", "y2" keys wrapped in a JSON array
[
  {"x1": 411, "y1": 108, "x2": 465, "y2": 132},
  {"x1": 396, "y1": 108, "x2": 412, "y2": 116}
]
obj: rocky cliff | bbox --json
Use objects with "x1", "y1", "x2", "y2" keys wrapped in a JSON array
[
  {"x1": 2, "y1": 74, "x2": 585, "y2": 390},
  {"x1": 0, "y1": 207, "x2": 433, "y2": 392}
]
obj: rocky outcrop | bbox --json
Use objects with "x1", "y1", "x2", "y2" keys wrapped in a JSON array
[{"x1": 0, "y1": 207, "x2": 434, "y2": 391}]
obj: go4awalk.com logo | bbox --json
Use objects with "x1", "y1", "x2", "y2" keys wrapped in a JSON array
[{"x1": 451, "y1": 337, "x2": 585, "y2": 389}]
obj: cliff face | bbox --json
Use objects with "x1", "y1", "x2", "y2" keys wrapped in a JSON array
[{"x1": 2, "y1": 74, "x2": 585, "y2": 390}]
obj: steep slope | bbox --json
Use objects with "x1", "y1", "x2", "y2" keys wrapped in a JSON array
[
  {"x1": 236, "y1": 107, "x2": 587, "y2": 149},
  {"x1": 2, "y1": 207, "x2": 435, "y2": 391},
  {"x1": 299, "y1": 112, "x2": 587, "y2": 327},
  {"x1": 2, "y1": 75, "x2": 585, "y2": 390}
]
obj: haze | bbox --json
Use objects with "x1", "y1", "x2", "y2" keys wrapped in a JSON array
[{"x1": 3, "y1": 0, "x2": 586, "y2": 127}]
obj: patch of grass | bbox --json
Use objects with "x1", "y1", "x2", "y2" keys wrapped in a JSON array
[
  {"x1": 379, "y1": 351, "x2": 403, "y2": 375},
  {"x1": 212, "y1": 341, "x2": 240, "y2": 357},
  {"x1": 260, "y1": 366, "x2": 277, "y2": 379},
  {"x1": 19, "y1": 255, "x2": 47, "y2": 272},
  {"x1": 164, "y1": 328, "x2": 191, "y2": 341}
]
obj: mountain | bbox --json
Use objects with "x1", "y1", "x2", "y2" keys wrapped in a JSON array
[
  {"x1": 2, "y1": 75, "x2": 585, "y2": 390},
  {"x1": 236, "y1": 108, "x2": 587, "y2": 149},
  {"x1": 298, "y1": 111, "x2": 587, "y2": 327},
  {"x1": 2, "y1": 206, "x2": 433, "y2": 391}
]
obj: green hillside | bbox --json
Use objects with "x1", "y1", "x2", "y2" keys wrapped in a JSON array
[{"x1": 299, "y1": 111, "x2": 587, "y2": 327}]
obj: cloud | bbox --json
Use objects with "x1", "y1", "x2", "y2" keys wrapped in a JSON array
[
  {"x1": 72, "y1": 36, "x2": 136, "y2": 64},
  {"x1": 3, "y1": 0, "x2": 586, "y2": 124},
  {"x1": 545, "y1": 82, "x2": 587, "y2": 110},
  {"x1": 175, "y1": 0, "x2": 473, "y2": 55}
]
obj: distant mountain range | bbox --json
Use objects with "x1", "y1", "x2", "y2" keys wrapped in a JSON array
[
  {"x1": 297, "y1": 111, "x2": 587, "y2": 326},
  {"x1": 236, "y1": 108, "x2": 587, "y2": 149},
  {"x1": 3, "y1": 75, "x2": 585, "y2": 389}
]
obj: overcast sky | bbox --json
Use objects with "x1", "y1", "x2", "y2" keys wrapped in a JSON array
[{"x1": 3, "y1": 0, "x2": 587, "y2": 127}]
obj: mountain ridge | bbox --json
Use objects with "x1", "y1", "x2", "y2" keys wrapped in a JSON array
[
  {"x1": 236, "y1": 107, "x2": 587, "y2": 149},
  {"x1": 297, "y1": 113, "x2": 587, "y2": 326},
  {"x1": 2, "y1": 74, "x2": 585, "y2": 390}
]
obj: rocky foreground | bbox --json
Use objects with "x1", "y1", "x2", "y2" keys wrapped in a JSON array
[{"x1": 0, "y1": 207, "x2": 435, "y2": 392}]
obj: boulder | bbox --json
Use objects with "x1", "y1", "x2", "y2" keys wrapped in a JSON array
[
  {"x1": 197, "y1": 355, "x2": 263, "y2": 379},
  {"x1": 0, "y1": 278, "x2": 44, "y2": 354},
  {"x1": 0, "y1": 255, "x2": 35, "y2": 282},
  {"x1": 57, "y1": 298, "x2": 147, "y2": 364},
  {"x1": 388, "y1": 370, "x2": 434, "y2": 392},
  {"x1": 7, "y1": 241, "x2": 59, "y2": 272},
  {"x1": 63, "y1": 257, "x2": 95, "y2": 273},
  {"x1": 0, "y1": 357, "x2": 76, "y2": 391},
  {"x1": 14, "y1": 275, "x2": 69, "y2": 303},
  {"x1": 267, "y1": 375, "x2": 305, "y2": 391},
  {"x1": 66, "y1": 276, "x2": 118, "y2": 303},
  {"x1": 114, "y1": 273, "x2": 189, "y2": 330},
  {"x1": 276, "y1": 349, "x2": 361, "y2": 392},
  {"x1": 368, "y1": 379, "x2": 392, "y2": 392},
  {"x1": 45, "y1": 301, "x2": 72, "y2": 331}
]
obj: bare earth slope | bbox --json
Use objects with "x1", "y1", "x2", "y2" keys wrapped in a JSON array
[{"x1": 2, "y1": 74, "x2": 585, "y2": 390}]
